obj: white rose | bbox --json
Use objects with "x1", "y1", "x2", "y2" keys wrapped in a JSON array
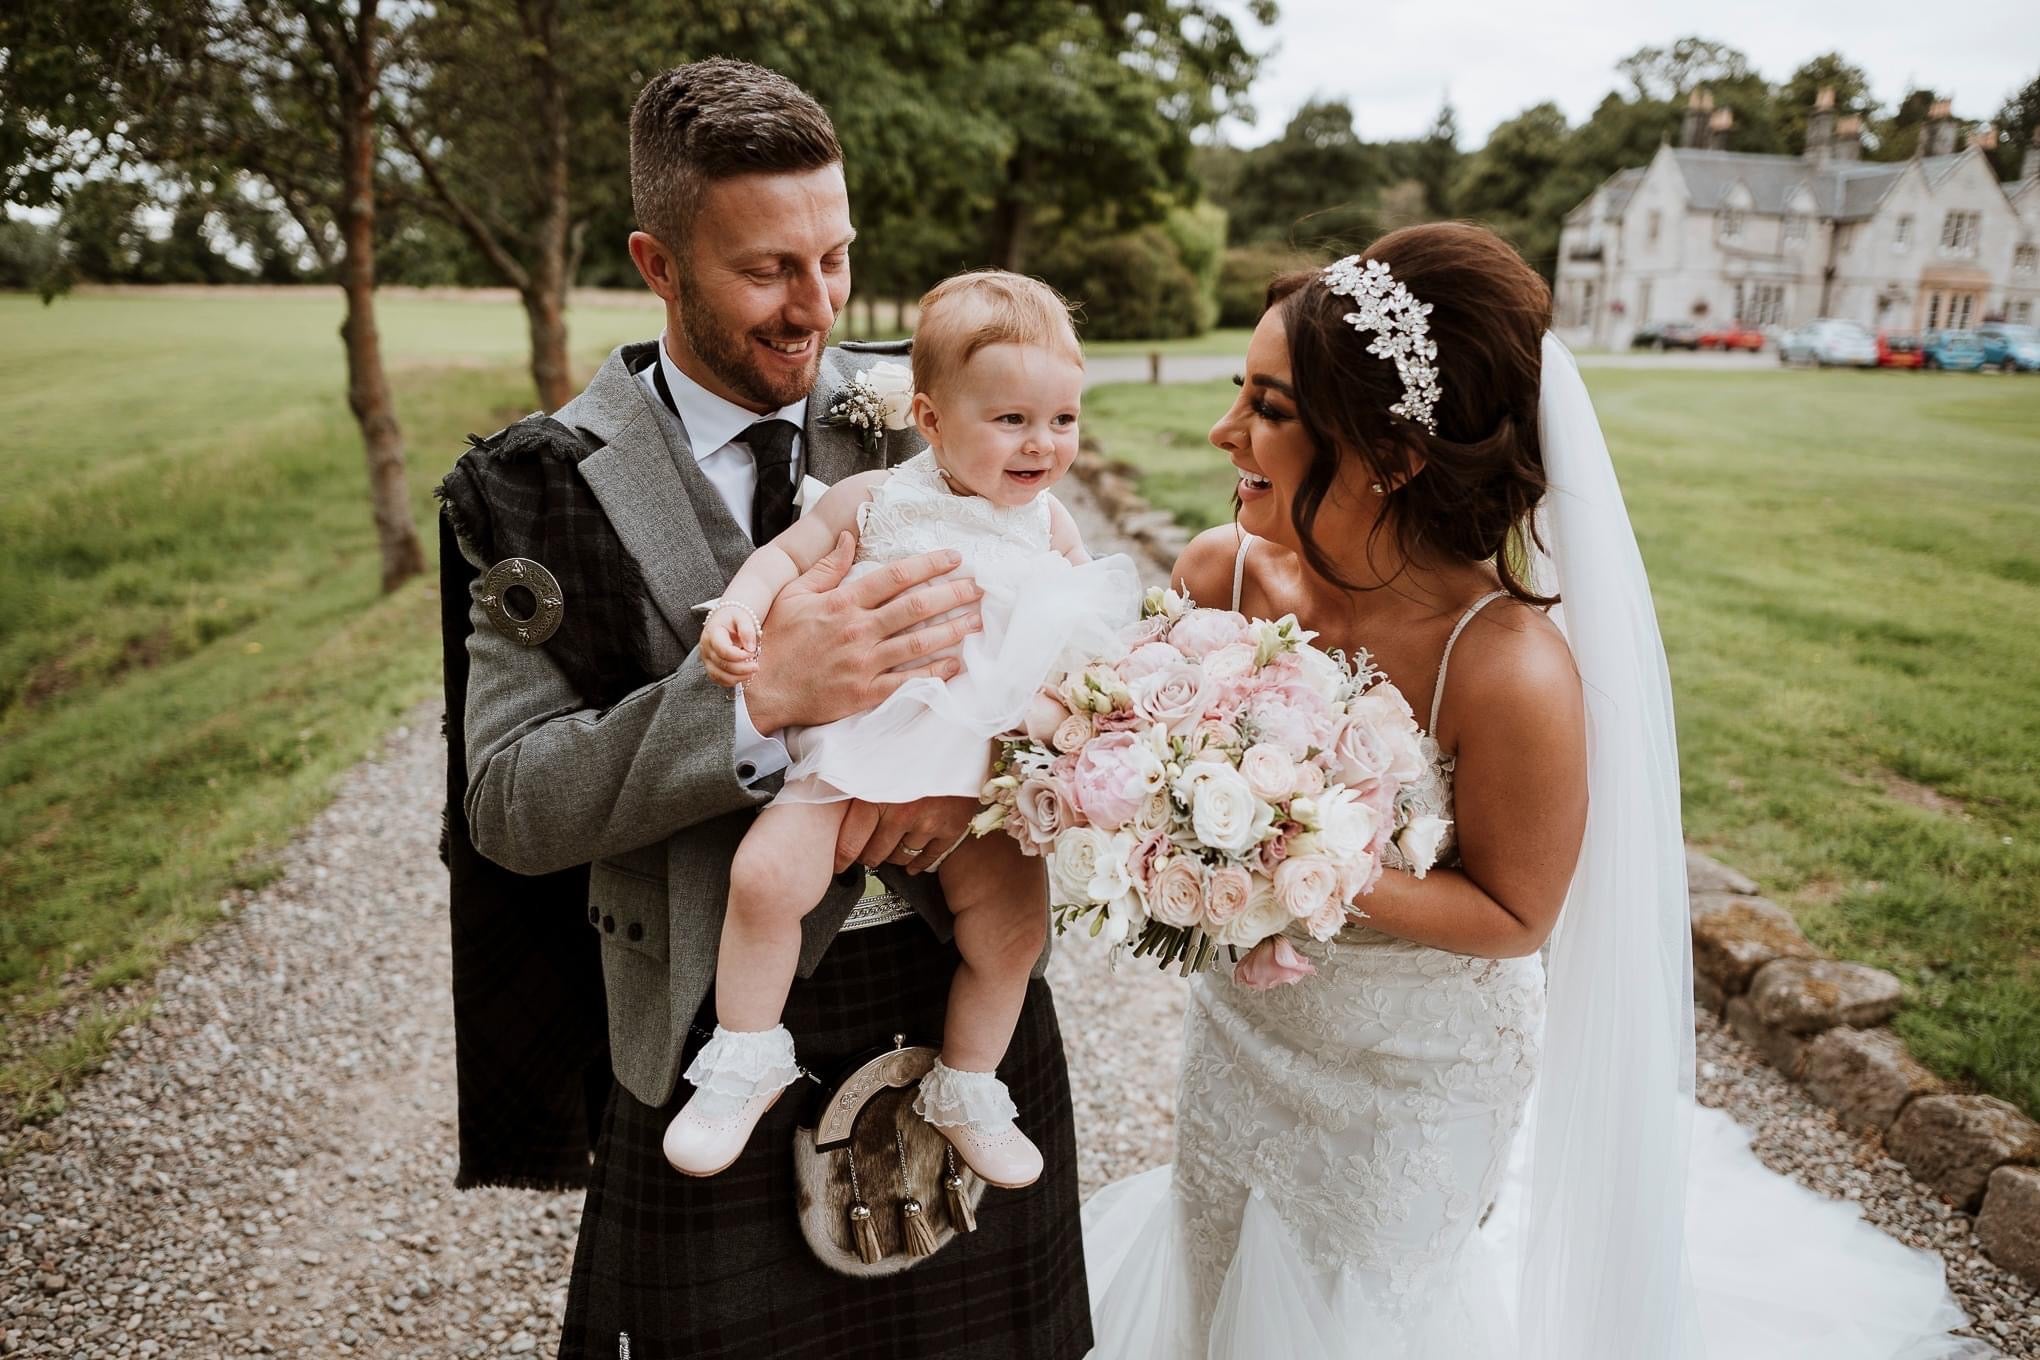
[
  {"x1": 1314, "y1": 786, "x2": 1384, "y2": 861},
  {"x1": 1049, "y1": 828, "x2": 1109, "y2": 906},
  {"x1": 1132, "y1": 789, "x2": 1175, "y2": 835},
  {"x1": 1395, "y1": 815, "x2": 1451, "y2": 877},
  {"x1": 1051, "y1": 713, "x2": 1093, "y2": 754},
  {"x1": 1188, "y1": 765, "x2": 1265, "y2": 856},
  {"x1": 866, "y1": 361, "x2": 915, "y2": 429},
  {"x1": 1237, "y1": 743, "x2": 1297, "y2": 803}
]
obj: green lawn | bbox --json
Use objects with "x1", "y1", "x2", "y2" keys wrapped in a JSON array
[
  {"x1": 1083, "y1": 327, "x2": 1251, "y2": 359},
  {"x1": 0, "y1": 289, "x2": 664, "y2": 1127},
  {"x1": 1085, "y1": 369, "x2": 2040, "y2": 1118}
]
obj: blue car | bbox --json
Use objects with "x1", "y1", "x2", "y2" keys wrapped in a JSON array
[
  {"x1": 1920, "y1": 330, "x2": 1986, "y2": 372},
  {"x1": 1974, "y1": 323, "x2": 2040, "y2": 373}
]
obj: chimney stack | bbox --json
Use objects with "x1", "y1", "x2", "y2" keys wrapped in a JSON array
[
  {"x1": 1923, "y1": 99, "x2": 1959, "y2": 157},
  {"x1": 1832, "y1": 114, "x2": 1865, "y2": 163},
  {"x1": 1708, "y1": 107, "x2": 1736, "y2": 152},
  {"x1": 1807, "y1": 86, "x2": 1837, "y2": 162},
  {"x1": 1681, "y1": 89, "x2": 1715, "y2": 149},
  {"x1": 1968, "y1": 127, "x2": 1999, "y2": 153}
]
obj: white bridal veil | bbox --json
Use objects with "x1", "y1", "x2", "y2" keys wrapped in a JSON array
[{"x1": 1515, "y1": 333, "x2": 1705, "y2": 1357}]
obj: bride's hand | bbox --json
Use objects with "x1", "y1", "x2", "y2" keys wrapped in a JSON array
[{"x1": 1232, "y1": 936, "x2": 1316, "y2": 990}]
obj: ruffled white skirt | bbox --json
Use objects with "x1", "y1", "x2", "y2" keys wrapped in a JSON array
[
  {"x1": 1082, "y1": 1104, "x2": 1980, "y2": 1359},
  {"x1": 774, "y1": 550, "x2": 1142, "y2": 806}
]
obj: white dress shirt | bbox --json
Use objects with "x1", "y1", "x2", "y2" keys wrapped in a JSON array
[{"x1": 639, "y1": 336, "x2": 807, "y2": 787}]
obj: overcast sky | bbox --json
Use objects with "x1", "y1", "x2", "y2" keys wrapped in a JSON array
[{"x1": 1214, "y1": 0, "x2": 2037, "y2": 148}]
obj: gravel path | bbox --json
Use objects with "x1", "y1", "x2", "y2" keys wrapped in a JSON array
[{"x1": 3, "y1": 477, "x2": 2030, "y2": 1358}]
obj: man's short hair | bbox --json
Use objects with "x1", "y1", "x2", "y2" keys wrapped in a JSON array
[
  {"x1": 629, "y1": 58, "x2": 842, "y2": 252},
  {"x1": 912, "y1": 271, "x2": 1083, "y2": 399}
]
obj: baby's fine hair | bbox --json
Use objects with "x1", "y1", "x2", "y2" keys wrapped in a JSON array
[{"x1": 911, "y1": 270, "x2": 1082, "y2": 399}]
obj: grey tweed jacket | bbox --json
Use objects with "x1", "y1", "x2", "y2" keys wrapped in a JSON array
[{"x1": 455, "y1": 339, "x2": 952, "y2": 1110}]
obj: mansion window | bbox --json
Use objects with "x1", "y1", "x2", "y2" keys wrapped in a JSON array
[
  {"x1": 1648, "y1": 210, "x2": 1662, "y2": 245},
  {"x1": 1734, "y1": 282, "x2": 1786, "y2": 327},
  {"x1": 2017, "y1": 244, "x2": 2038, "y2": 276},
  {"x1": 1893, "y1": 216, "x2": 1913, "y2": 252},
  {"x1": 1717, "y1": 208, "x2": 1744, "y2": 243},
  {"x1": 1938, "y1": 210, "x2": 1980, "y2": 257},
  {"x1": 1784, "y1": 215, "x2": 1809, "y2": 245},
  {"x1": 2014, "y1": 301, "x2": 2034, "y2": 324}
]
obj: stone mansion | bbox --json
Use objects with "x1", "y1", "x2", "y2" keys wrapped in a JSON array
[{"x1": 1553, "y1": 91, "x2": 2040, "y2": 349}]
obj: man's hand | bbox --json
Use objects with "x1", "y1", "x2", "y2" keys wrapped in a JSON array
[
  {"x1": 740, "y1": 533, "x2": 984, "y2": 736},
  {"x1": 834, "y1": 796, "x2": 980, "y2": 875}
]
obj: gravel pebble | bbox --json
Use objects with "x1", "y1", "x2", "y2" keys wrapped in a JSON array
[{"x1": 1, "y1": 477, "x2": 2029, "y2": 1358}]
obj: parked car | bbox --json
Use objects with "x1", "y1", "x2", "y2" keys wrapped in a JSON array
[
  {"x1": 1973, "y1": 322, "x2": 2040, "y2": 372},
  {"x1": 1776, "y1": 319, "x2": 1878, "y2": 368},
  {"x1": 1920, "y1": 330, "x2": 1987, "y2": 372},
  {"x1": 1875, "y1": 331, "x2": 1924, "y2": 368},
  {"x1": 1630, "y1": 321, "x2": 1702, "y2": 351},
  {"x1": 1697, "y1": 321, "x2": 1766, "y2": 351}
]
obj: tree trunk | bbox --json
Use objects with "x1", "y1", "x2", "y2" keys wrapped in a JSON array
[
  {"x1": 893, "y1": 296, "x2": 907, "y2": 332},
  {"x1": 338, "y1": 8, "x2": 426, "y2": 593},
  {"x1": 987, "y1": 194, "x2": 1031, "y2": 273},
  {"x1": 523, "y1": 280, "x2": 573, "y2": 411},
  {"x1": 524, "y1": 0, "x2": 574, "y2": 411}
]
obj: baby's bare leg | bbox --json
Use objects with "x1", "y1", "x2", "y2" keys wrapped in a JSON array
[
  {"x1": 935, "y1": 833, "x2": 1049, "y2": 1073},
  {"x1": 717, "y1": 800, "x2": 851, "y2": 1033}
]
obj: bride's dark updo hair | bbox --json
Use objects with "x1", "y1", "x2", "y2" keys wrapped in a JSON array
[{"x1": 1267, "y1": 221, "x2": 1555, "y2": 604}]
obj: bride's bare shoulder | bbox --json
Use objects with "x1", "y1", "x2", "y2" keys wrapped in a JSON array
[
  {"x1": 1447, "y1": 598, "x2": 1582, "y2": 734},
  {"x1": 1170, "y1": 524, "x2": 1250, "y2": 610}
]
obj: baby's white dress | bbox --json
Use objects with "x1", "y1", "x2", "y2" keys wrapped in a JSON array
[{"x1": 774, "y1": 451, "x2": 1142, "y2": 806}]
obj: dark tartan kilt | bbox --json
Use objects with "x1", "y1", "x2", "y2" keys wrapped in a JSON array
[{"x1": 558, "y1": 919, "x2": 1093, "y2": 1360}]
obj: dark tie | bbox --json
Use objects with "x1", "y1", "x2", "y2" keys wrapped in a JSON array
[{"x1": 737, "y1": 419, "x2": 802, "y2": 544}]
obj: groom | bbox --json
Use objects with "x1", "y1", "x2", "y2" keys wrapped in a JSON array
[{"x1": 438, "y1": 59, "x2": 1092, "y2": 1359}]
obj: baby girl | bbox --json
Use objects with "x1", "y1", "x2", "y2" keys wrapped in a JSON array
[{"x1": 663, "y1": 270, "x2": 1140, "y2": 1188}]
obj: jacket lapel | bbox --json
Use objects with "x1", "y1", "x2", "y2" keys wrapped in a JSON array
[{"x1": 565, "y1": 344, "x2": 733, "y2": 645}]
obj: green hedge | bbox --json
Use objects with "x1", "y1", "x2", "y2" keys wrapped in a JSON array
[
  {"x1": 1038, "y1": 201, "x2": 1228, "y2": 342},
  {"x1": 1216, "y1": 244, "x2": 1328, "y2": 328}
]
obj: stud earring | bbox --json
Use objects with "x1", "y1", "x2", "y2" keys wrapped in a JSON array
[{"x1": 1371, "y1": 482, "x2": 1386, "y2": 495}]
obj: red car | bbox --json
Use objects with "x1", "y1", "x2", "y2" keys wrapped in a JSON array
[
  {"x1": 1876, "y1": 331, "x2": 1925, "y2": 368},
  {"x1": 1697, "y1": 322, "x2": 1766, "y2": 351}
]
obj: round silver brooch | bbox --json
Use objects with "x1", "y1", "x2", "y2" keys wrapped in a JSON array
[{"x1": 478, "y1": 557, "x2": 564, "y2": 646}]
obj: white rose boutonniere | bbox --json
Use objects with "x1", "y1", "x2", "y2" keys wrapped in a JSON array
[{"x1": 825, "y1": 360, "x2": 916, "y2": 454}]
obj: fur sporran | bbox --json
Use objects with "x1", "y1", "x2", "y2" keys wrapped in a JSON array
[{"x1": 792, "y1": 1041, "x2": 988, "y2": 1277}]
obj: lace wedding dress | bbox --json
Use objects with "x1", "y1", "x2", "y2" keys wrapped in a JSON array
[
  {"x1": 776, "y1": 450, "x2": 1141, "y2": 806},
  {"x1": 1079, "y1": 540, "x2": 1978, "y2": 1359}
]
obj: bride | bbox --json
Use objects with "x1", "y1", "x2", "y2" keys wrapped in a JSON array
[{"x1": 1080, "y1": 222, "x2": 1978, "y2": 1358}]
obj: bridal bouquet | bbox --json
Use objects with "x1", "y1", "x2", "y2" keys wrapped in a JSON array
[{"x1": 972, "y1": 587, "x2": 1450, "y2": 975}]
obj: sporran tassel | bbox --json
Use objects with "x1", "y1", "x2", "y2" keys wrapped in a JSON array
[
  {"x1": 943, "y1": 1147, "x2": 977, "y2": 1234},
  {"x1": 900, "y1": 1195, "x2": 938, "y2": 1255},
  {"x1": 847, "y1": 1200, "x2": 883, "y2": 1265},
  {"x1": 844, "y1": 1148, "x2": 884, "y2": 1264}
]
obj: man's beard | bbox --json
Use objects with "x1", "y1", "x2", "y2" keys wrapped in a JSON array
[{"x1": 677, "y1": 276, "x2": 824, "y2": 411}]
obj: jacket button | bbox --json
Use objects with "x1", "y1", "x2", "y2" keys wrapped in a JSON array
[
  {"x1": 587, "y1": 905, "x2": 601, "y2": 926},
  {"x1": 602, "y1": 915, "x2": 616, "y2": 933},
  {"x1": 627, "y1": 921, "x2": 644, "y2": 943}
]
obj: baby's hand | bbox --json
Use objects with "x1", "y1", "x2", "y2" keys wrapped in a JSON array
[{"x1": 702, "y1": 604, "x2": 761, "y2": 688}]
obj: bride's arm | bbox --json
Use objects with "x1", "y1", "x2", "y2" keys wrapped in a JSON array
[{"x1": 1352, "y1": 612, "x2": 1588, "y2": 959}]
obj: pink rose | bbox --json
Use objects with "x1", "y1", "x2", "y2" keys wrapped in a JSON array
[
  {"x1": 1191, "y1": 719, "x2": 1242, "y2": 754},
  {"x1": 1013, "y1": 777, "x2": 1074, "y2": 851},
  {"x1": 1254, "y1": 823, "x2": 1297, "y2": 876},
  {"x1": 1168, "y1": 608, "x2": 1252, "y2": 659},
  {"x1": 1272, "y1": 855, "x2": 1340, "y2": 920},
  {"x1": 1022, "y1": 689, "x2": 1070, "y2": 746},
  {"x1": 1150, "y1": 858, "x2": 1206, "y2": 928},
  {"x1": 1203, "y1": 865, "x2": 1253, "y2": 927},
  {"x1": 1237, "y1": 743, "x2": 1297, "y2": 802},
  {"x1": 1132, "y1": 662, "x2": 1214, "y2": 736},
  {"x1": 1051, "y1": 713, "x2": 1093, "y2": 754},
  {"x1": 1201, "y1": 643, "x2": 1260, "y2": 711},
  {"x1": 1116, "y1": 641, "x2": 1184, "y2": 684},
  {"x1": 1122, "y1": 612, "x2": 1175, "y2": 648},
  {"x1": 1293, "y1": 761, "x2": 1328, "y2": 797},
  {"x1": 1233, "y1": 935, "x2": 1316, "y2": 991},
  {"x1": 1067, "y1": 731, "x2": 1161, "y2": 831}
]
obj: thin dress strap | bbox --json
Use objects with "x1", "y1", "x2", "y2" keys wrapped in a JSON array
[
  {"x1": 1427, "y1": 590, "x2": 1509, "y2": 735},
  {"x1": 1230, "y1": 532, "x2": 1254, "y2": 612}
]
